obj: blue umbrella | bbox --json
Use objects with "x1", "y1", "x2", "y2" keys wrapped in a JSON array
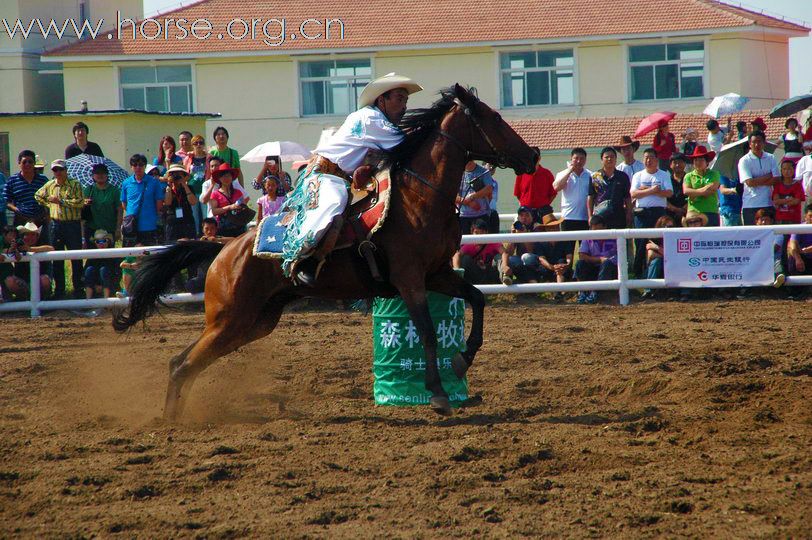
[
  {"x1": 66, "y1": 154, "x2": 129, "y2": 188},
  {"x1": 703, "y1": 93, "x2": 749, "y2": 119},
  {"x1": 768, "y1": 93, "x2": 812, "y2": 118}
]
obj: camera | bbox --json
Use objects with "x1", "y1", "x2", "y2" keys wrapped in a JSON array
[{"x1": 513, "y1": 220, "x2": 529, "y2": 232}]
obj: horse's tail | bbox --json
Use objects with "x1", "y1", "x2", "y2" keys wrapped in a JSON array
[{"x1": 112, "y1": 240, "x2": 225, "y2": 332}]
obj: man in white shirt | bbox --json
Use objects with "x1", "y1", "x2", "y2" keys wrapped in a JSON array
[
  {"x1": 552, "y1": 147, "x2": 592, "y2": 260},
  {"x1": 630, "y1": 147, "x2": 673, "y2": 275},
  {"x1": 706, "y1": 119, "x2": 732, "y2": 153},
  {"x1": 796, "y1": 153, "x2": 812, "y2": 198},
  {"x1": 738, "y1": 131, "x2": 780, "y2": 225},
  {"x1": 615, "y1": 136, "x2": 644, "y2": 180}
]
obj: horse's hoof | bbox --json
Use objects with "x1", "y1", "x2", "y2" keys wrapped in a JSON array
[
  {"x1": 430, "y1": 396, "x2": 453, "y2": 416},
  {"x1": 451, "y1": 353, "x2": 470, "y2": 379}
]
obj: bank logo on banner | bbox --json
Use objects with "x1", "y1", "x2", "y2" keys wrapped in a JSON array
[{"x1": 663, "y1": 229, "x2": 774, "y2": 288}]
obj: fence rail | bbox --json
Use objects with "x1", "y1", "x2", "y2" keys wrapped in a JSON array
[{"x1": 3, "y1": 222, "x2": 812, "y2": 317}]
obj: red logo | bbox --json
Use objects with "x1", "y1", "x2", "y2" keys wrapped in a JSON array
[
  {"x1": 697, "y1": 271, "x2": 708, "y2": 281},
  {"x1": 677, "y1": 239, "x2": 692, "y2": 253}
]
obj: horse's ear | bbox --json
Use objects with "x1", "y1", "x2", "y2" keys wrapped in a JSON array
[{"x1": 453, "y1": 84, "x2": 475, "y2": 106}]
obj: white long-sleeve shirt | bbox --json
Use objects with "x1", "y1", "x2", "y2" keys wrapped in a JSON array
[{"x1": 315, "y1": 106, "x2": 405, "y2": 174}]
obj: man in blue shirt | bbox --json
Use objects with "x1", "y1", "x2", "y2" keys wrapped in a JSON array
[
  {"x1": 4, "y1": 149, "x2": 49, "y2": 242},
  {"x1": 457, "y1": 160, "x2": 497, "y2": 234},
  {"x1": 718, "y1": 174, "x2": 742, "y2": 226},
  {"x1": 120, "y1": 154, "x2": 165, "y2": 246}
]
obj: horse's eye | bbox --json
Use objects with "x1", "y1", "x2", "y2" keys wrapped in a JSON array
[{"x1": 494, "y1": 113, "x2": 502, "y2": 122}]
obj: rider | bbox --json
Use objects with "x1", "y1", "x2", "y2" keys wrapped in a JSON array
[{"x1": 283, "y1": 72, "x2": 423, "y2": 286}]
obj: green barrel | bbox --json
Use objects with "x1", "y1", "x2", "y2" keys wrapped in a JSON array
[{"x1": 372, "y1": 292, "x2": 468, "y2": 407}]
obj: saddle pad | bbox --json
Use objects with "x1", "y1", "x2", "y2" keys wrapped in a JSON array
[{"x1": 252, "y1": 213, "x2": 288, "y2": 259}]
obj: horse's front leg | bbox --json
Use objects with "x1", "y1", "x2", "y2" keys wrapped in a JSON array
[
  {"x1": 426, "y1": 268, "x2": 485, "y2": 379},
  {"x1": 395, "y1": 283, "x2": 452, "y2": 416}
]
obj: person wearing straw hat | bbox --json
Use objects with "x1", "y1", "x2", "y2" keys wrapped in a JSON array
[
  {"x1": 284, "y1": 72, "x2": 423, "y2": 286},
  {"x1": 614, "y1": 136, "x2": 644, "y2": 180},
  {"x1": 682, "y1": 146, "x2": 721, "y2": 227}
]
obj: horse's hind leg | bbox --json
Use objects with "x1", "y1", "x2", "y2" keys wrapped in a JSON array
[
  {"x1": 426, "y1": 269, "x2": 485, "y2": 379},
  {"x1": 164, "y1": 299, "x2": 287, "y2": 421}
]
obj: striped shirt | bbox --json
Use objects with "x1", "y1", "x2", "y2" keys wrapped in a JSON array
[
  {"x1": 3, "y1": 172, "x2": 48, "y2": 218},
  {"x1": 34, "y1": 178, "x2": 85, "y2": 221}
]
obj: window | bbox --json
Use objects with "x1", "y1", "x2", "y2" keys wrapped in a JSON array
[
  {"x1": 300, "y1": 59, "x2": 371, "y2": 116},
  {"x1": 628, "y1": 42, "x2": 704, "y2": 101},
  {"x1": 500, "y1": 50, "x2": 574, "y2": 108},
  {"x1": 119, "y1": 65, "x2": 193, "y2": 113}
]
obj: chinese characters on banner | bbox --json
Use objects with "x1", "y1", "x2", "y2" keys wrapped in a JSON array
[{"x1": 663, "y1": 228, "x2": 774, "y2": 287}]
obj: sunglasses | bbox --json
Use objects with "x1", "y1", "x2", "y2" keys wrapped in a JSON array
[
  {"x1": 193, "y1": 141, "x2": 205, "y2": 146},
  {"x1": 21, "y1": 159, "x2": 34, "y2": 165},
  {"x1": 170, "y1": 174, "x2": 185, "y2": 180},
  {"x1": 94, "y1": 239, "x2": 109, "y2": 244}
]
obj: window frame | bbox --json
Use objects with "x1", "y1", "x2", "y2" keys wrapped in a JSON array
[
  {"x1": 625, "y1": 38, "x2": 708, "y2": 103},
  {"x1": 497, "y1": 47, "x2": 578, "y2": 110},
  {"x1": 297, "y1": 56, "x2": 373, "y2": 118},
  {"x1": 117, "y1": 62, "x2": 196, "y2": 113}
]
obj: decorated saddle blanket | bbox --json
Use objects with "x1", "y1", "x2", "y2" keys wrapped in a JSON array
[
  {"x1": 252, "y1": 211, "x2": 290, "y2": 259},
  {"x1": 252, "y1": 170, "x2": 392, "y2": 259}
]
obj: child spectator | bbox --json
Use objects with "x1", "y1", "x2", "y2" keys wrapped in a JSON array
[
  {"x1": 754, "y1": 208, "x2": 785, "y2": 289},
  {"x1": 83, "y1": 229, "x2": 117, "y2": 299},
  {"x1": 253, "y1": 157, "x2": 292, "y2": 196},
  {"x1": 640, "y1": 214, "x2": 676, "y2": 300},
  {"x1": 718, "y1": 172, "x2": 743, "y2": 227},
  {"x1": 575, "y1": 214, "x2": 617, "y2": 304},
  {"x1": 184, "y1": 218, "x2": 234, "y2": 293},
  {"x1": 3, "y1": 222, "x2": 54, "y2": 300},
  {"x1": 257, "y1": 176, "x2": 287, "y2": 221},
  {"x1": 118, "y1": 243, "x2": 143, "y2": 297},
  {"x1": 453, "y1": 218, "x2": 506, "y2": 284},
  {"x1": 773, "y1": 159, "x2": 805, "y2": 224}
]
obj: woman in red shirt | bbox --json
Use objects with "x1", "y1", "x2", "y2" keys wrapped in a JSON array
[{"x1": 653, "y1": 121, "x2": 677, "y2": 171}]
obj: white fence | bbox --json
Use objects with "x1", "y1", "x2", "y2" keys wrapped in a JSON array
[
  {"x1": 0, "y1": 246, "x2": 203, "y2": 318},
  {"x1": 3, "y1": 221, "x2": 812, "y2": 317}
]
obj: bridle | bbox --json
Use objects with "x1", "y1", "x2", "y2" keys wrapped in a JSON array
[
  {"x1": 401, "y1": 96, "x2": 514, "y2": 194},
  {"x1": 439, "y1": 98, "x2": 510, "y2": 168}
]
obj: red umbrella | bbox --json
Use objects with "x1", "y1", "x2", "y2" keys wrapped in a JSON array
[{"x1": 634, "y1": 111, "x2": 677, "y2": 138}]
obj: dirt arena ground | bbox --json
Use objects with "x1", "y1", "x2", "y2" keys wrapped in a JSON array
[{"x1": 1, "y1": 297, "x2": 810, "y2": 538}]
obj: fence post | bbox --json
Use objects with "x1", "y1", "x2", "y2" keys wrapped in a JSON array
[
  {"x1": 616, "y1": 232, "x2": 630, "y2": 306},
  {"x1": 29, "y1": 255, "x2": 41, "y2": 318}
]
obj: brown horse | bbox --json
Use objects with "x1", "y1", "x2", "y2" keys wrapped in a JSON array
[{"x1": 113, "y1": 84, "x2": 537, "y2": 420}]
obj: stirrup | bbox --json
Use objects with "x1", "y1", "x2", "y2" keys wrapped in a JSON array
[{"x1": 294, "y1": 258, "x2": 325, "y2": 287}]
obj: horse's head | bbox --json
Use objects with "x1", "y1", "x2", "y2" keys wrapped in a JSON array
[{"x1": 450, "y1": 84, "x2": 538, "y2": 175}]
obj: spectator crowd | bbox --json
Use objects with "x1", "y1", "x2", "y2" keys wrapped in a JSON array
[
  {"x1": 452, "y1": 115, "x2": 812, "y2": 303},
  {"x1": 1, "y1": 122, "x2": 294, "y2": 305}
]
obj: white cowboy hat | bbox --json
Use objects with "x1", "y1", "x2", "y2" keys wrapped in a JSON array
[
  {"x1": 16, "y1": 222, "x2": 41, "y2": 234},
  {"x1": 357, "y1": 72, "x2": 423, "y2": 109}
]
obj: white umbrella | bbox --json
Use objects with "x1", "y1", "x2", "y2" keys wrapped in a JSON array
[
  {"x1": 241, "y1": 141, "x2": 312, "y2": 163},
  {"x1": 703, "y1": 93, "x2": 749, "y2": 119},
  {"x1": 711, "y1": 137, "x2": 777, "y2": 179}
]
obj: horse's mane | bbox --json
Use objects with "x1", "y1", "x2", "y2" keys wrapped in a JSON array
[{"x1": 385, "y1": 86, "x2": 459, "y2": 169}]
